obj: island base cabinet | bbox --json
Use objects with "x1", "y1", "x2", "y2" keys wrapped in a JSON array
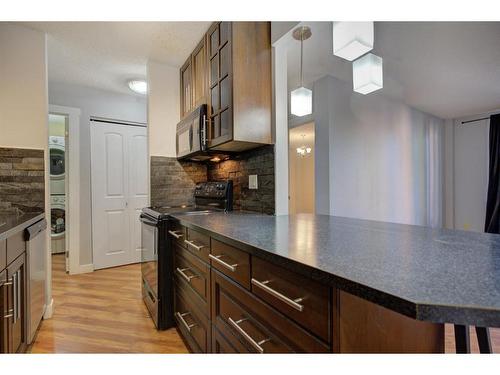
[
  {"x1": 337, "y1": 291, "x2": 444, "y2": 353},
  {"x1": 174, "y1": 281, "x2": 210, "y2": 353},
  {"x1": 211, "y1": 270, "x2": 330, "y2": 353}
]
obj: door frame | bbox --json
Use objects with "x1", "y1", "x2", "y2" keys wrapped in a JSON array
[{"x1": 49, "y1": 104, "x2": 82, "y2": 275}]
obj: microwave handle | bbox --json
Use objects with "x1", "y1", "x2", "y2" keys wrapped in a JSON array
[
  {"x1": 189, "y1": 124, "x2": 193, "y2": 152},
  {"x1": 201, "y1": 114, "x2": 207, "y2": 150}
]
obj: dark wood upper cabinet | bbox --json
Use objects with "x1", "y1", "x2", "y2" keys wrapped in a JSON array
[
  {"x1": 180, "y1": 22, "x2": 272, "y2": 153},
  {"x1": 180, "y1": 37, "x2": 208, "y2": 119},
  {"x1": 192, "y1": 38, "x2": 208, "y2": 108},
  {"x1": 180, "y1": 57, "x2": 193, "y2": 119}
]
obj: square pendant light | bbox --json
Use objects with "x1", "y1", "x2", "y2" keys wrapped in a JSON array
[
  {"x1": 290, "y1": 87, "x2": 312, "y2": 117},
  {"x1": 333, "y1": 22, "x2": 374, "y2": 61},
  {"x1": 353, "y1": 53, "x2": 383, "y2": 95}
]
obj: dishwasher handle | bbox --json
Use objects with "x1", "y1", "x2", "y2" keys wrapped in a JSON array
[{"x1": 24, "y1": 219, "x2": 47, "y2": 241}]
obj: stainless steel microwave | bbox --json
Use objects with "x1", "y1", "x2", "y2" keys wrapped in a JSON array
[{"x1": 176, "y1": 104, "x2": 211, "y2": 161}]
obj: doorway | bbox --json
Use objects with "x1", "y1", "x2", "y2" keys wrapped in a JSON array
[
  {"x1": 90, "y1": 119, "x2": 148, "y2": 270},
  {"x1": 289, "y1": 122, "x2": 315, "y2": 214}
]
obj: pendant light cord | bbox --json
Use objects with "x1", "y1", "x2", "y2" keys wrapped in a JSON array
[{"x1": 300, "y1": 32, "x2": 304, "y2": 87}]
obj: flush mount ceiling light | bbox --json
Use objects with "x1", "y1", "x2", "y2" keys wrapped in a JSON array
[
  {"x1": 128, "y1": 80, "x2": 147, "y2": 95},
  {"x1": 290, "y1": 26, "x2": 313, "y2": 117},
  {"x1": 333, "y1": 22, "x2": 374, "y2": 61},
  {"x1": 352, "y1": 53, "x2": 383, "y2": 95}
]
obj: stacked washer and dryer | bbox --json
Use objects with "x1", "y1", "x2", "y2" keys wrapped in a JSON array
[{"x1": 49, "y1": 136, "x2": 66, "y2": 254}]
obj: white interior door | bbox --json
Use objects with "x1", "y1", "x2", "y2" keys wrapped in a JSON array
[{"x1": 91, "y1": 121, "x2": 147, "y2": 269}]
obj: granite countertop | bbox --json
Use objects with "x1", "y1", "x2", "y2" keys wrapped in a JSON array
[
  {"x1": 0, "y1": 211, "x2": 45, "y2": 241},
  {"x1": 172, "y1": 212, "x2": 500, "y2": 328}
]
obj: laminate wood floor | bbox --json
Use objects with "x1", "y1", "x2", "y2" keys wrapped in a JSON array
[
  {"x1": 30, "y1": 255, "x2": 499, "y2": 353},
  {"x1": 30, "y1": 254, "x2": 188, "y2": 353}
]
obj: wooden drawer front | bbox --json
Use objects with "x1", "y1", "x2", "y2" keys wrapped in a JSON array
[
  {"x1": 185, "y1": 227, "x2": 210, "y2": 263},
  {"x1": 212, "y1": 324, "x2": 251, "y2": 353},
  {"x1": 0, "y1": 240, "x2": 6, "y2": 271},
  {"x1": 174, "y1": 244, "x2": 210, "y2": 307},
  {"x1": 251, "y1": 257, "x2": 331, "y2": 343},
  {"x1": 212, "y1": 270, "x2": 329, "y2": 353},
  {"x1": 174, "y1": 281, "x2": 210, "y2": 353},
  {"x1": 168, "y1": 222, "x2": 186, "y2": 248},
  {"x1": 210, "y1": 239, "x2": 250, "y2": 289},
  {"x1": 6, "y1": 231, "x2": 25, "y2": 266}
]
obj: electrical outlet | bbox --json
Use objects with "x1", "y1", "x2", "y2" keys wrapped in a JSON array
[{"x1": 249, "y1": 175, "x2": 258, "y2": 189}]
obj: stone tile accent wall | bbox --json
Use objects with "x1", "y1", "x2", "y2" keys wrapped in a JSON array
[
  {"x1": 150, "y1": 156, "x2": 207, "y2": 207},
  {"x1": 208, "y1": 145, "x2": 275, "y2": 214},
  {"x1": 0, "y1": 147, "x2": 45, "y2": 214}
]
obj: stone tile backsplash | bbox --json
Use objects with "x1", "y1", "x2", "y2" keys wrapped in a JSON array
[
  {"x1": 150, "y1": 145, "x2": 275, "y2": 214},
  {"x1": 150, "y1": 156, "x2": 207, "y2": 207},
  {"x1": 0, "y1": 147, "x2": 45, "y2": 214},
  {"x1": 208, "y1": 145, "x2": 275, "y2": 215}
]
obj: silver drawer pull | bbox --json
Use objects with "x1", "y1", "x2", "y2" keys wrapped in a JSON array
[
  {"x1": 208, "y1": 254, "x2": 238, "y2": 272},
  {"x1": 228, "y1": 317, "x2": 269, "y2": 354},
  {"x1": 3, "y1": 309, "x2": 14, "y2": 320},
  {"x1": 168, "y1": 230, "x2": 183, "y2": 239},
  {"x1": 184, "y1": 239, "x2": 205, "y2": 251},
  {"x1": 176, "y1": 267, "x2": 198, "y2": 283},
  {"x1": 251, "y1": 278, "x2": 305, "y2": 312},
  {"x1": 175, "y1": 311, "x2": 197, "y2": 332}
]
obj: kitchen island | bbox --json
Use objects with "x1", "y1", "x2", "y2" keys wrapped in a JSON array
[{"x1": 169, "y1": 212, "x2": 500, "y2": 353}]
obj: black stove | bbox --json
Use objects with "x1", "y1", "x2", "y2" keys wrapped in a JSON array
[{"x1": 139, "y1": 180, "x2": 233, "y2": 330}]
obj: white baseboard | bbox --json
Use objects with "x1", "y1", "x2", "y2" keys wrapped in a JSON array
[
  {"x1": 43, "y1": 298, "x2": 54, "y2": 319},
  {"x1": 71, "y1": 263, "x2": 94, "y2": 275}
]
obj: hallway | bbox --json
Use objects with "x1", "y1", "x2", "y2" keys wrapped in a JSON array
[{"x1": 30, "y1": 255, "x2": 188, "y2": 353}]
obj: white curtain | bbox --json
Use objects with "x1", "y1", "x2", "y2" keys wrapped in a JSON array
[{"x1": 426, "y1": 118, "x2": 444, "y2": 228}]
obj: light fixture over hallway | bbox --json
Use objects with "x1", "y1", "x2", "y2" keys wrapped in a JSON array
[{"x1": 290, "y1": 26, "x2": 313, "y2": 117}]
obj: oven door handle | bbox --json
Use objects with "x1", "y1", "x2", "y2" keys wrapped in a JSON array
[{"x1": 140, "y1": 215, "x2": 158, "y2": 227}]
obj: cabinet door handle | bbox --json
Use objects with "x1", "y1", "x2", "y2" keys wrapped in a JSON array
[
  {"x1": 168, "y1": 230, "x2": 183, "y2": 239},
  {"x1": 175, "y1": 311, "x2": 197, "y2": 332},
  {"x1": 16, "y1": 270, "x2": 21, "y2": 321},
  {"x1": 176, "y1": 267, "x2": 198, "y2": 283},
  {"x1": 251, "y1": 278, "x2": 305, "y2": 312},
  {"x1": 228, "y1": 317, "x2": 270, "y2": 354},
  {"x1": 208, "y1": 254, "x2": 238, "y2": 272},
  {"x1": 184, "y1": 240, "x2": 205, "y2": 251},
  {"x1": 12, "y1": 272, "x2": 17, "y2": 323},
  {"x1": 3, "y1": 309, "x2": 13, "y2": 320}
]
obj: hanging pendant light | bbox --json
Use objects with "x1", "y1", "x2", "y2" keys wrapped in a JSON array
[
  {"x1": 352, "y1": 53, "x2": 383, "y2": 95},
  {"x1": 290, "y1": 26, "x2": 313, "y2": 117},
  {"x1": 333, "y1": 22, "x2": 374, "y2": 61}
]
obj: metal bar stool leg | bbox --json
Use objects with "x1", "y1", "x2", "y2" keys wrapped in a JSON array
[
  {"x1": 454, "y1": 324, "x2": 471, "y2": 353},
  {"x1": 475, "y1": 327, "x2": 493, "y2": 353}
]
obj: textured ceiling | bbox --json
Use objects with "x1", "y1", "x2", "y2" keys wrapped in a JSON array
[
  {"x1": 286, "y1": 22, "x2": 500, "y2": 119},
  {"x1": 22, "y1": 22, "x2": 211, "y2": 95}
]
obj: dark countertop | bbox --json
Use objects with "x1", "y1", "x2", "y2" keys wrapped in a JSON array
[
  {"x1": 171, "y1": 212, "x2": 500, "y2": 328},
  {"x1": 0, "y1": 211, "x2": 45, "y2": 241}
]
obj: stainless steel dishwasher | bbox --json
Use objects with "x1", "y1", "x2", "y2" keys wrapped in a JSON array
[{"x1": 25, "y1": 218, "x2": 47, "y2": 344}]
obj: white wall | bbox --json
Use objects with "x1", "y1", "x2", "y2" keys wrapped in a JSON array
[
  {"x1": 314, "y1": 75, "x2": 444, "y2": 226},
  {"x1": 147, "y1": 60, "x2": 179, "y2": 157},
  {"x1": 444, "y1": 113, "x2": 495, "y2": 232},
  {"x1": 48, "y1": 82, "x2": 147, "y2": 266},
  {"x1": 0, "y1": 23, "x2": 52, "y2": 315},
  {"x1": 289, "y1": 123, "x2": 315, "y2": 214},
  {"x1": 0, "y1": 24, "x2": 48, "y2": 149}
]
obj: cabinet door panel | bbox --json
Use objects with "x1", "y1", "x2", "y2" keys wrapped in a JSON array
[
  {"x1": 0, "y1": 269, "x2": 9, "y2": 353},
  {"x1": 219, "y1": 43, "x2": 230, "y2": 78},
  {"x1": 7, "y1": 254, "x2": 26, "y2": 353},
  {"x1": 192, "y1": 39, "x2": 207, "y2": 107},
  {"x1": 209, "y1": 27, "x2": 219, "y2": 57},
  {"x1": 181, "y1": 59, "x2": 193, "y2": 118}
]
